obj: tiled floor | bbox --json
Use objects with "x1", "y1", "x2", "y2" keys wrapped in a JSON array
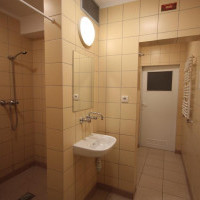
[
  {"x1": 0, "y1": 166, "x2": 47, "y2": 200},
  {"x1": 88, "y1": 188, "x2": 132, "y2": 200},
  {"x1": 135, "y1": 147, "x2": 191, "y2": 200},
  {"x1": 0, "y1": 148, "x2": 191, "y2": 200}
]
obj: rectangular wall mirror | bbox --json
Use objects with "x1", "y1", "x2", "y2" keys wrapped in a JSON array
[{"x1": 73, "y1": 51, "x2": 94, "y2": 112}]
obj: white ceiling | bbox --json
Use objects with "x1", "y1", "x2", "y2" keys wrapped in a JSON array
[
  {"x1": 0, "y1": 0, "x2": 43, "y2": 18},
  {"x1": 94, "y1": 0, "x2": 137, "y2": 8},
  {"x1": 0, "y1": 0, "x2": 137, "y2": 18}
]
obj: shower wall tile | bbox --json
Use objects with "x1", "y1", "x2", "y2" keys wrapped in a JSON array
[{"x1": 0, "y1": 11, "x2": 42, "y2": 180}]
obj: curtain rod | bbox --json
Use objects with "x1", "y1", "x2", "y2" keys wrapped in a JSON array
[{"x1": 19, "y1": 0, "x2": 55, "y2": 23}]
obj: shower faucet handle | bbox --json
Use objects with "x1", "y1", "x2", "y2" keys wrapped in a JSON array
[
  {"x1": 0, "y1": 100, "x2": 7, "y2": 106},
  {"x1": 9, "y1": 100, "x2": 19, "y2": 105}
]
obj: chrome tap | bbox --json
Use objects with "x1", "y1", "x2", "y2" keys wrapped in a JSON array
[
  {"x1": 80, "y1": 112, "x2": 104, "y2": 124},
  {"x1": 88, "y1": 112, "x2": 104, "y2": 120}
]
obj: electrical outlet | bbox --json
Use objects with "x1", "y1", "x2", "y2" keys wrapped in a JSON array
[
  {"x1": 121, "y1": 96, "x2": 129, "y2": 103},
  {"x1": 73, "y1": 94, "x2": 79, "y2": 101}
]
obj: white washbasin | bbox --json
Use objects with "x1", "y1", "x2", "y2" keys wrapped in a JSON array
[{"x1": 73, "y1": 133, "x2": 116, "y2": 157}]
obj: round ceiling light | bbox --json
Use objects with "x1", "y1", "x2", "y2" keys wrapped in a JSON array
[{"x1": 79, "y1": 17, "x2": 95, "y2": 47}]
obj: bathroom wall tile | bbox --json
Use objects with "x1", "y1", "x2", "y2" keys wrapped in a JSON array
[
  {"x1": 123, "y1": 19, "x2": 139, "y2": 37},
  {"x1": 62, "y1": 16, "x2": 75, "y2": 44},
  {"x1": 47, "y1": 149, "x2": 63, "y2": 171},
  {"x1": 105, "y1": 149, "x2": 119, "y2": 163},
  {"x1": 121, "y1": 88, "x2": 137, "y2": 104},
  {"x1": 180, "y1": 0, "x2": 200, "y2": 10},
  {"x1": 119, "y1": 179, "x2": 135, "y2": 193},
  {"x1": 139, "y1": 34, "x2": 157, "y2": 42},
  {"x1": 105, "y1": 162, "x2": 119, "y2": 178},
  {"x1": 107, "y1": 72, "x2": 121, "y2": 87},
  {"x1": 107, "y1": 55, "x2": 122, "y2": 71},
  {"x1": 158, "y1": 12, "x2": 179, "y2": 33},
  {"x1": 107, "y1": 39, "x2": 122, "y2": 55},
  {"x1": 119, "y1": 150, "x2": 135, "y2": 167},
  {"x1": 44, "y1": 15, "x2": 61, "y2": 41},
  {"x1": 44, "y1": 0, "x2": 61, "y2": 16},
  {"x1": 46, "y1": 86, "x2": 63, "y2": 108},
  {"x1": 158, "y1": 31, "x2": 178, "y2": 40},
  {"x1": 99, "y1": 41, "x2": 107, "y2": 56},
  {"x1": 123, "y1": 1, "x2": 140, "y2": 20},
  {"x1": 140, "y1": 15, "x2": 158, "y2": 35},
  {"x1": 106, "y1": 103, "x2": 121, "y2": 118},
  {"x1": 100, "y1": 8, "x2": 108, "y2": 24},
  {"x1": 119, "y1": 165, "x2": 134, "y2": 182},
  {"x1": 106, "y1": 88, "x2": 121, "y2": 103},
  {"x1": 179, "y1": 7, "x2": 200, "y2": 30},
  {"x1": 107, "y1": 22, "x2": 122, "y2": 39},
  {"x1": 122, "y1": 37, "x2": 139, "y2": 54},
  {"x1": 106, "y1": 118, "x2": 120, "y2": 134},
  {"x1": 99, "y1": 24, "x2": 107, "y2": 40},
  {"x1": 108, "y1": 5, "x2": 123, "y2": 23},
  {"x1": 62, "y1": 0, "x2": 75, "y2": 22},
  {"x1": 120, "y1": 119, "x2": 136, "y2": 136},
  {"x1": 120, "y1": 135, "x2": 135, "y2": 151},
  {"x1": 121, "y1": 104, "x2": 137, "y2": 120},
  {"x1": 140, "y1": 0, "x2": 159, "y2": 17},
  {"x1": 122, "y1": 71, "x2": 138, "y2": 87},
  {"x1": 122, "y1": 54, "x2": 138, "y2": 71},
  {"x1": 45, "y1": 39, "x2": 62, "y2": 63}
]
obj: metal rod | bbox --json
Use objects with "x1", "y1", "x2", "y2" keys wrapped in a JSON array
[{"x1": 19, "y1": 0, "x2": 55, "y2": 23}]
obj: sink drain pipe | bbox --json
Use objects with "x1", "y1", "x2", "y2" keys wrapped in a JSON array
[{"x1": 96, "y1": 158, "x2": 102, "y2": 172}]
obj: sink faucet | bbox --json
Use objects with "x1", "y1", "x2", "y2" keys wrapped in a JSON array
[
  {"x1": 88, "y1": 112, "x2": 104, "y2": 120},
  {"x1": 80, "y1": 112, "x2": 104, "y2": 124}
]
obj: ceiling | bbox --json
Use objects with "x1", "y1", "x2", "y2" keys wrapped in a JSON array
[
  {"x1": 0, "y1": 0, "x2": 137, "y2": 19},
  {"x1": 0, "y1": 0, "x2": 43, "y2": 18},
  {"x1": 94, "y1": 0, "x2": 136, "y2": 8}
]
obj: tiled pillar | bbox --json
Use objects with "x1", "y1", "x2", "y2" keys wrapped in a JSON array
[
  {"x1": 44, "y1": 0, "x2": 65, "y2": 199},
  {"x1": 44, "y1": 0, "x2": 99, "y2": 199}
]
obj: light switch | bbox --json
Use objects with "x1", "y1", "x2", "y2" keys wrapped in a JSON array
[
  {"x1": 73, "y1": 94, "x2": 79, "y2": 101},
  {"x1": 121, "y1": 95, "x2": 129, "y2": 103}
]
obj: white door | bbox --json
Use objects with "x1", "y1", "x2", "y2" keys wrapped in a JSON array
[{"x1": 140, "y1": 66, "x2": 179, "y2": 151}]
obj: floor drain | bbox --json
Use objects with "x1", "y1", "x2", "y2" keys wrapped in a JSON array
[{"x1": 18, "y1": 192, "x2": 35, "y2": 200}]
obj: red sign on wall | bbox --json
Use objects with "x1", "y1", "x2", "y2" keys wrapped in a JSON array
[{"x1": 161, "y1": 2, "x2": 177, "y2": 11}]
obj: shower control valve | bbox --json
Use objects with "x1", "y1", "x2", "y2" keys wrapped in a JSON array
[
  {"x1": 9, "y1": 100, "x2": 19, "y2": 105},
  {"x1": 0, "y1": 100, "x2": 7, "y2": 106}
]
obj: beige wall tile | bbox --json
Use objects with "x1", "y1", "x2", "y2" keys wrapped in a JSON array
[
  {"x1": 119, "y1": 165, "x2": 134, "y2": 182},
  {"x1": 122, "y1": 54, "x2": 138, "y2": 71},
  {"x1": 123, "y1": 19, "x2": 139, "y2": 37},
  {"x1": 140, "y1": 0, "x2": 159, "y2": 17},
  {"x1": 123, "y1": 37, "x2": 139, "y2": 54},
  {"x1": 107, "y1": 55, "x2": 122, "y2": 71},
  {"x1": 120, "y1": 135, "x2": 135, "y2": 151},
  {"x1": 179, "y1": 7, "x2": 200, "y2": 30},
  {"x1": 99, "y1": 24, "x2": 107, "y2": 40},
  {"x1": 119, "y1": 150, "x2": 135, "y2": 167},
  {"x1": 62, "y1": 16, "x2": 75, "y2": 44},
  {"x1": 122, "y1": 71, "x2": 138, "y2": 87},
  {"x1": 105, "y1": 162, "x2": 119, "y2": 178},
  {"x1": 158, "y1": 12, "x2": 179, "y2": 33},
  {"x1": 107, "y1": 72, "x2": 121, "y2": 87},
  {"x1": 121, "y1": 104, "x2": 137, "y2": 120},
  {"x1": 107, "y1": 39, "x2": 122, "y2": 55},
  {"x1": 106, "y1": 118, "x2": 120, "y2": 133},
  {"x1": 100, "y1": 8, "x2": 108, "y2": 24},
  {"x1": 140, "y1": 15, "x2": 158, "y2": 35},
  {"x1": 107, "y1": 22, "x2": 122, "y2": 39},
  {"x1": 120, "y1": 119, "x2": 136, "y2": 136},
  {"x1": 123, "y1": 1, "x2": 140, "y2": 20},
  {"x1": 106, "y1": 103, "x2": 121, "y2": 118},
  {"x1": 106, "y1": 88, "x2": 121, "y2": 103},
  {"x1": 180, "y1": 0, "x2": 200, "y2": 10},
  {"x1": 108, "y1": 5, "x2": 123, "y2": 23}
]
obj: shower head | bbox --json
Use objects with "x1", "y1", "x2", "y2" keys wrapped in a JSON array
[{"x1": 8, "y1": 51, "x2": 28, "y2": 60}]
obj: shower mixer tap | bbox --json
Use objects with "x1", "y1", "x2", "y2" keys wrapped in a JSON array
[{"x1": 0, "y1": 100, "x2": 7, "y2": 106}]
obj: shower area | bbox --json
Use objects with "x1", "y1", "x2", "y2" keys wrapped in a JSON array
[{"x1": 0, "y1": 5, "x2": 46, "y2": 199}]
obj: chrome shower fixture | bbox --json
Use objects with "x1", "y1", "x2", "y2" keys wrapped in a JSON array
[{"x1": 8, "y1": 51, "x2": 28, "y2": 60}]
